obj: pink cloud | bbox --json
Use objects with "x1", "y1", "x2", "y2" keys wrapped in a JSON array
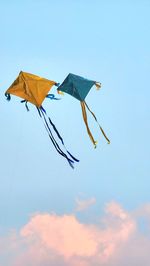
[
  {"x1": 75, "y1": 197, "x2": 96, "y2": 211},
  {"x1": 21, "y1": 214, "x2": 98, "y2": 258},
  {"x1": 1, "y1": 202, "x2": 150, "y2": 266}
]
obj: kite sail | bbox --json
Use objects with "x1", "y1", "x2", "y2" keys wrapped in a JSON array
[
  {"x1": 57, "y1": 73, "x2": 110, "y2": 148},
  {"x1": 5, "y1": 71, "x2": 79, "y2": 168}
]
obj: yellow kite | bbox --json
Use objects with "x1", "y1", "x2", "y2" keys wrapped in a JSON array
[
  {"x1": 5, "y1": 71, "x2": 57, "y2": 107},
  {"x1": 5, "y1": 71, "x2": 79, "y2": 168}
]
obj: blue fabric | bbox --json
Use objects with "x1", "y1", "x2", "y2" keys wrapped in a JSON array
[
  {"x1": 5, "y1": 93, "x2": 11, "y2": 101},
  {"x1": 57, "y1": 73, "x2": 96, "y2": 101},
  {"x1": 46, "y1": 94, "x2": 60, "y2": 100}
]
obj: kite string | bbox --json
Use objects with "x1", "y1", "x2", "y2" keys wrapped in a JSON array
[{"x1": 37, "y1": 107, "x2": 75, "y2": 168}]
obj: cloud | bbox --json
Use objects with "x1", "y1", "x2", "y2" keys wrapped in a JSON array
[
  {"x1": 75, "y1": 197, "x2": 96, "y2": 211},
  {"x1": 134, "y1": 203, "x2": 150, "y2": 218},
  {"x1": 1, "y1": 202, "x2": 150, "y2": 266}
]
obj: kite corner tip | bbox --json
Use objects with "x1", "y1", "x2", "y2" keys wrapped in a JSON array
[
  {"x1": 57, "y1": 90, "x2": 64, "y2": 96},
  {"x1": 55, "y1": 82, "x2": 60, "y2": 87},
  {"x1": 95, "y1": 82, "x2": 101, "y2": 90}
]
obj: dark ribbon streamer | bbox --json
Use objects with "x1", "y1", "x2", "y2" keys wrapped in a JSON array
[
  {"x1": 5, "y1": 93, "x2": 11, "y2": 101},
  {"x1": 40, "y1": 106, "x2": 79, "y2": 162},
  {"x1": 49, "y1": 117, "x2": 79, "y2": 162},
  {"x1": 37, "y1": 107, "x2": 77, "y2": 168},
  {"x1": 40, "y1": 107, "x2": 79, "y2": 165},
  {"x1": 40, "y1": 108, "x2": 75, "y2": 168},
  {"x1": 20, "y1": 100, "x2": 30, "y2": 111}
]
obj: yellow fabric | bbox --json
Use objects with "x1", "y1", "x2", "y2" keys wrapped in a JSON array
[
  {"x1": 5, "y1": 71, "x2": 56, "y2": 107},
  {"x1": 80, "y1": 101, "x2": 97, "y2": 148},
  {"x1": 84, "y1": 101, "x2": 110, "y2": 144}
]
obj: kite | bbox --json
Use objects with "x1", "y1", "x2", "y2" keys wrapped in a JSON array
[
  {"x1": 5, "y1": 71, "x2": 79, "y2": 168},
  {"x1": 57, "y1": 73, "x2": 110, "y2": 148}
]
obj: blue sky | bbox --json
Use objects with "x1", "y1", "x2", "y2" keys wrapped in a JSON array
[{"x1": 0, "y1": 0, "x2": 150, "y2": 240}]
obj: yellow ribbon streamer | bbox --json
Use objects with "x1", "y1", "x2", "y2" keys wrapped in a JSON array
[
  {"x1": 80, "y1": 101, "x2": 97, "y2": 148},
  {"x1": 84, "y1": 101, "x2": 110, "y2": 144}
]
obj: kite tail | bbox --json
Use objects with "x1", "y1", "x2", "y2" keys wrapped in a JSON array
[
  {"x1": 48, "y1": 115, "x2": 79, "y2": 162},
  {"x1": 84, "y1": 101, "x2": 110, "y2": 144},
  {"x1": 37, "y1": 107, "x2": 74, "y2": 169},
  {"x1": 66, "y1": 150, "x2": 80, "y2": 162},
  {"x1": 80, "y1": 101, "x2": 97, "y2": 148},
  {"x1": 20, "y1": 100, "x2": 30, "y2": 111},
  {"x1": 37, "y1": 106, "x2": 79, "y2": 168}
]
